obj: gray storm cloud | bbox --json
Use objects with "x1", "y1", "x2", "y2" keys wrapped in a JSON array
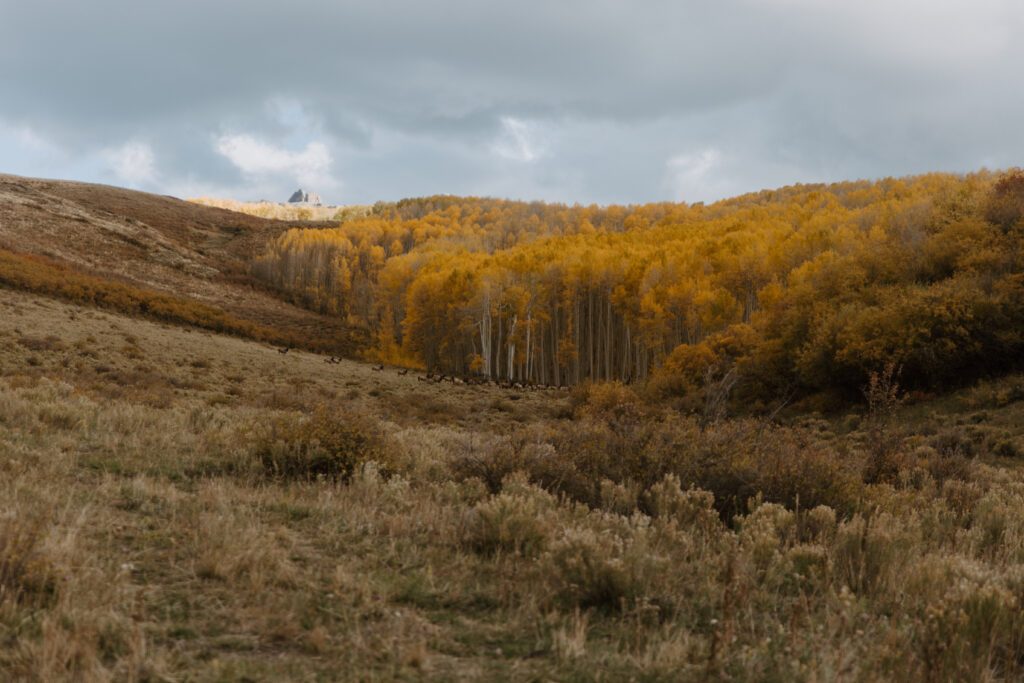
[{"x1": 1, "y1": 0, "x2": 1022, "y2": 204}]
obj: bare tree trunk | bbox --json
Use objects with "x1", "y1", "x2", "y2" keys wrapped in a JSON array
[{"x1": 506, "y1": 314, "x2": 518, "y2": 380}]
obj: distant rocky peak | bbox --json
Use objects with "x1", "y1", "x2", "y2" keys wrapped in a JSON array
[{"x1": 288, "y1": 189, "x2": 323, "y2": 206}]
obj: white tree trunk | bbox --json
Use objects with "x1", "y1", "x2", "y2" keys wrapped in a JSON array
[{"x1": 506, "y1": 314, "x2": 518, "y2": 380}]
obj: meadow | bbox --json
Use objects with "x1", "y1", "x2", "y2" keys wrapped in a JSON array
[
  {"x1": 187, "y1": 197, "x2": 372, "y2": 223},
  {"x1": 5, "y1": 287, "x2": 1024, "y2": 681}
]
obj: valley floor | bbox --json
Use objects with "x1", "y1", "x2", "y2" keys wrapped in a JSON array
[{"x1": 4, "y1": 289, "x2": 1024, "y2": 681}]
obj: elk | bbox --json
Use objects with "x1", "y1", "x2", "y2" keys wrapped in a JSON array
[
  {"x1": 277, "y1": 347, "x2": 291, "y2": 355},
  {"x1": 371, "y1": 364, "x2": 385, "y2": 372},
  {"x1": 397, "y1": 368, "x2": 409, "y2": 376}
]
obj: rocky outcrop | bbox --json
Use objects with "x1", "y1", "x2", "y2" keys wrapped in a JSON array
[{"x1": 288, "y1": 189, "x2": 323, "y2": 206}]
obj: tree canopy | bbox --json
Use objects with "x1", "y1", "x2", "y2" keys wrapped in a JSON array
[{"x1": 252, "y1": 171, "x2": 1024, "y2": 407}]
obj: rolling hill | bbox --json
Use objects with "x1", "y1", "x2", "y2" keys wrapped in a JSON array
[{"x1": 0, "y1": 174, "x2": 365, "y2": 355}]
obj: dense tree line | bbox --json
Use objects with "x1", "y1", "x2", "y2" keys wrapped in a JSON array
[{"x1": 252, "y1": 171, "x2": 1024, "y2": 405}]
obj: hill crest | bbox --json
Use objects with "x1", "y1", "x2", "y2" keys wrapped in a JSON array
[{"x1": 0, "y1": 173, "x2": 363, "y2": 354}]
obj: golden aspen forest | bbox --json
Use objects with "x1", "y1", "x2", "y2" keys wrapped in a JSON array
[{"x1": 252, "y1": 170, "x2": 1024, "y2": 409}]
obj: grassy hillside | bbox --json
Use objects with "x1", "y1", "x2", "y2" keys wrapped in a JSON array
[
  {"x1": 5, "y1": 287, "x2": 1024, "y2": 680},
  {"x1": 0, "y1": 174, "x2": 364, "y2": 356}
]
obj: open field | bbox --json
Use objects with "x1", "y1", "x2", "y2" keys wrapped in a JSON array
[{"x1": 5, "y1": 288, "x2": 1024, "y2": 680}]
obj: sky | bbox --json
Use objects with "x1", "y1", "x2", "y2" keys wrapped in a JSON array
[{"x1": 2, "y1": 0, "x2": 1023, "y2": 206}]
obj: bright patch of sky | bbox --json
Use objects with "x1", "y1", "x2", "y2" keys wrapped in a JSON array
[
  {"x1": 215, "y1": 135, "x2": 334, "y2": 190},
  {"x1": 493, "y1": 117, "x2": 547, "y2": 163},
  {"x1": 665, "y1": 149, "x2": 727, "y2": 204},
  {"x1": 104, "y1": 141, "x2": 158, "y2": 188}
]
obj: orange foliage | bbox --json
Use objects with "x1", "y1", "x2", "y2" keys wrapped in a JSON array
[{"x1": 250, "y1": 171, "x2": 1024, "y2": 406}]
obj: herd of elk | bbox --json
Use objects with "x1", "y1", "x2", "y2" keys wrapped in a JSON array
[
  {"x1": 302, "y1": 354, "x2": 568, "y2": 392},
  {"x1": 414, "y1": 372, "x2": 566, "y2": 392}
]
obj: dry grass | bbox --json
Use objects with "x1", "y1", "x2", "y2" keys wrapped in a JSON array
[
  {"x1": 188, "y1": 196, "x2": 372, "y2": 223},
  {"x1": 0, "y1": 174, "x2": 364, "y2": 357},
  {"x1": 5, "y1": 289, "x2": 1024, "y2": 680}
]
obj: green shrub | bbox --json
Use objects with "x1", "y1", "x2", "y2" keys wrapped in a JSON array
[
  {"x1": 802, "y1": 505, "x2": 838, "y2": 544},
  {"x1": 465, "y1": 477, "x2": 554, "y2": 558},
  {"x1": 832, "y1": 512, "x2": 908, "y2": 598},
  {"x1": 737, "y1": 501, "x2": 796, "y2": 572},
  {"x1": 928, "y1": 427, "x2": 977, "y2": 459},
  {"x1": 643, "y1": 474, "x2": 719, "y2": 532},
  {"x1": 450, "y1": 428, "x2": 596, "y2": 504},
  {"x1": 0, "y1": 514, "x2": 57, "y2": 605},
  {"x1": 993, "y1": 439, "x2": 1021, "y2": 459},
  {"x1": 993, "y1": 384, "x2": 1024, "y2": 407},
  {"x1": 767, "y1": 543, "x2": 830, "y2": 595},
  {"x1": 253, "y1": 405, "x2": 388, "y2": 481},
  {"x1": 570, "y1": 381, "x2": 644, "y2": 423},
  {"x1": 907, "y1": 555, "x2": 1024, "y2": 679},
  {"x1": 452, "y1": 414, "x2": 863, "y2": 521},
  {"x1": 686, "y1": 420, "x2": 863, "y2": 519},
  {"x1": 545, "y1": 521, "x2": 666, "y2": 612}
]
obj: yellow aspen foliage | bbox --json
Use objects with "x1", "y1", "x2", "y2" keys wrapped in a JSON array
[{"x1": 247, "y1": 172, "x2": 1024, "y2": 405}]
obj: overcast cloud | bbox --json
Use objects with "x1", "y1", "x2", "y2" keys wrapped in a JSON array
[{"x1": 1, "y1": 0, "x2": 1022, "y2": 205}]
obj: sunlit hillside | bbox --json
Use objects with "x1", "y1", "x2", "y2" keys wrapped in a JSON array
[{"x1": 188, "y1": 196, "x2": 372, "y2": 223}]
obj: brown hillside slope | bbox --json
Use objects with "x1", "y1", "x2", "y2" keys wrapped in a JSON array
[{"x1": 0, "y1": 174, "x2": 363, "y2": 354}]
